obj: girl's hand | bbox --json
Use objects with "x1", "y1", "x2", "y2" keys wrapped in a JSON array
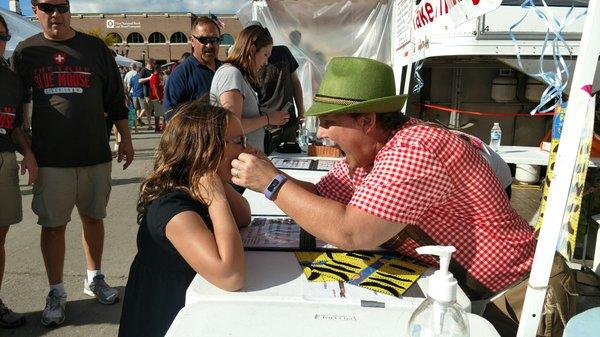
[{"x1": 199, "y1": 173, "x2": 227, "y2": 204}]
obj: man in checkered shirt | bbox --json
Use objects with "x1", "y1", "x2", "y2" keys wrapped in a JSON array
[{"x1": 232, "y1": 57, "x2": 575, "y2": 337}]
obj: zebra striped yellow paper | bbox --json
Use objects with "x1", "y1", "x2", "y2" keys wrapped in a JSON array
[{"x1": 295, "y1": 251, "x2": 426, "y2": 297}]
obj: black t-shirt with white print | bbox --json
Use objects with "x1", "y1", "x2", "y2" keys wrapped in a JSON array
[
  {"x1": 11, "y1": 31, "x2": 128, "y2": 167},
  {"x1": 0, "y1": 65, "x2": 24, "y2": 153}
]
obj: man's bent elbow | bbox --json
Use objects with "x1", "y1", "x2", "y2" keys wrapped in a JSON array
[{"x1": 334, "y1": 233, "x2": 382, "y2": 251}]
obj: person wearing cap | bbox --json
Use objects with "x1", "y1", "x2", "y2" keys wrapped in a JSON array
[
  {"x1": 123, "y1": 62, "x2": 139, "y2": 94},
  {"x1": 231, "y1": 57, "x2": 575, "y2": 337}
]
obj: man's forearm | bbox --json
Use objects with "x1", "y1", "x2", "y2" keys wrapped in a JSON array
[
  {"x1": 22, "y1": 103, "x2": 31, "y2": 129},
  {"x1": 11, "y1": 128, "x2": 33, "y2": 156},
  {"x1": 272, "y1": 179, "x2": 353, "y2": 247},
  {"x1": 114, "y1": 119, "x2": 132, "y2": 140}
]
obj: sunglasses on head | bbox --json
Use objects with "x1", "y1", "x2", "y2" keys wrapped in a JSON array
[
  {"x1": 193, "y1": 36, "x2": 221, "y2": 45},
  {"x1": 36, "y1": 3, "x2": 70, "y2": 14},
  {"x1": 0, "y1": 34, "x2": 11, "y2": 42}
]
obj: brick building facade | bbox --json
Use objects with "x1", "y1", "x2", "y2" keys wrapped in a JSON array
[{"x1": 67, "y1": 12, "x2": 242, "y2": 63}]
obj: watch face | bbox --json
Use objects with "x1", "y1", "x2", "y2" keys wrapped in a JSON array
[{"x1": 268, "y1": 179, "x2": 281, "y2": 192}]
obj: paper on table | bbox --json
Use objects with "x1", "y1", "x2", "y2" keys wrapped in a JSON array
[
  {"x1": 271, "y1": 158, "x2": 312, "y2": 170},
  {"x1": 295, "y1": 252, "x2": 426, "y2": 297},
  {"x1": 241, "y1": 217, "x2": 333, "y2": 249},
  {"x1": 270, "y1": 157, "x2": 339, "y2": 171},
  {"x1": 316, "y1": 159, "x2": 337, "y2": 171}
]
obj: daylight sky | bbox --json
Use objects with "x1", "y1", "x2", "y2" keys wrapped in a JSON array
[{"x1": 0, "y1": 0, "x2": 249, "y2": 16}]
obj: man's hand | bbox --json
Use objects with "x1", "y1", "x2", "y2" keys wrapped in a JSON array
[
  {"x1": 118, "y1": 137, "x2": 134, "y2": 169},
  {"x1": 21, "y1": 151, "x2": 38, "y2": 185},
  {"x1": 231, "y1": 152, "x2": 278, "y2": 192}
]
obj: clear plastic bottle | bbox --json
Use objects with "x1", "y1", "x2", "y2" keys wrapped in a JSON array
[
  {"x1": 489, "y1": 122, "x2": 502, "y2": 151},
  {"x1": 407, "y1": 246, "x2": 469, "y2": 337},
  {"x1": 407, "y1": 297, "x2": 469, "y2": 337}
]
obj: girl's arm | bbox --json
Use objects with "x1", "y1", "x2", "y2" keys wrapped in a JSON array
[{"x1": 223, "y1": 182, "x2": 251, "y2": 227}]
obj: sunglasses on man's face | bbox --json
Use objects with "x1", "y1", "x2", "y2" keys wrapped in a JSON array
[
  {"x1": 36, "y1": 3, "x2": 70, "y2": 14},
  {"x1": 0, "y1": 34, "x2": 11, "y2": 42},
  {"x1": 193, "y1": 36, "x2": 221, "y2": 45}
]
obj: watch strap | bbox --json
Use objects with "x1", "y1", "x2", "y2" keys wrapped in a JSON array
[{"x1": 263, "y1": 174, "x2": 287, "y2": 200}]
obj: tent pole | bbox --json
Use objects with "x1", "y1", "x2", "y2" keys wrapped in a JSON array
[{"x1": 517, "y1": 1, "x2": 600, "y2": 336}]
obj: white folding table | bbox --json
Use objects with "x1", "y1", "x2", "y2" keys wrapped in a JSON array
[
  {"x1": 166, "y1": 156, "x2": 501, "y2": 337},
  {"x1": 497, "y1": 145, "x2": 599, "y2": 167}
]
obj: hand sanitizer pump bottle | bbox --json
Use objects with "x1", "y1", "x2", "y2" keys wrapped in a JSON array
[{"x1": 407, "y1": 246, "x2": 469, "y2": 337}]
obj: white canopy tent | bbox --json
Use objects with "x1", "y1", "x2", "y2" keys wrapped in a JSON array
[
  {"x1": 1, "y1": 7, "x2": 139, "y2": 68},
  {"x1": 1, "y1": 6, "x2": 40, "y2": 59},
  {"x1": 115, "y1": 54, "x2": 142, "y2": 68}
]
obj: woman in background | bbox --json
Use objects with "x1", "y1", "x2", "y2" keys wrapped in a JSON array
[{"x1": 211, "y1": 25, "x2": 290, "y2": 152}]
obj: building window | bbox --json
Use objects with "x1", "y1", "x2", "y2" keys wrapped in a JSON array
[
  {"x1": 127, "y1": 32, "x2": 145, "y2": 44},
  {"x1": 170, "y1": 32, "x2": 188, "y2": 44},
  {"x1": 107, "y1": 32, "x2": 122, "y2": 44},
  {"x1": 149, "y1": 32, "x2": 166, "y2": 44},
  {"x1": 221, "y1": 33, "x2": 234, "y2": 45}
]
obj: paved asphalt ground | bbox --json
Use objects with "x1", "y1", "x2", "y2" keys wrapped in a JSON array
[{"x1": 2, "y1": 129, "x2": 160, "y2": 337}]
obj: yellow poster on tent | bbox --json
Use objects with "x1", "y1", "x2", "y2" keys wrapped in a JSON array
[{"x1": 536, "y1": 98, "x2": 595, "y2": 259}]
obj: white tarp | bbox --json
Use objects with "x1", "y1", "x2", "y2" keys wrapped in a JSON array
[
  {"x1": 239, "y1": 0, "x2": 393, "y2": 112},
  {"x1": 1, "y1": 7, "x2": 41, "y2": 59},
  {"x1": 115, "y1": 54, "x2": 142, "y2": 68}
]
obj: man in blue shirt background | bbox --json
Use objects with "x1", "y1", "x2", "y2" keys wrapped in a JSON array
[{"x1": 163, "y1": 16, "x2": 222, "y2": 121}]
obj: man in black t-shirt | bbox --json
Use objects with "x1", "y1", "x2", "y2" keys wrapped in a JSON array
[{"x1": 11, "y1": 0, "x2": 134, "y2": 327}]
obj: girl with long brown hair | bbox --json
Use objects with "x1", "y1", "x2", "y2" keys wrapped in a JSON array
[
  {"x1": 118, "y1": 99, "x2": 251, "y2": 337},
  {"x1": 211, "y1": 25, "x2": 290, "y2": 152}
]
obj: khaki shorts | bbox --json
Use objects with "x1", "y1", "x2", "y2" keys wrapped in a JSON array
[
  {"x1": 0, "y1": 152, "x2": 22, "y2": 226},
  {"x1": 145, "y1": 96, "x2": 154, "y2": 114},
  {"x1": 152, "y1": 100, "x2": 165, "y2": 117},
  {"x1": 32, "y1": 162, "x2": 112, "y2": 227}
]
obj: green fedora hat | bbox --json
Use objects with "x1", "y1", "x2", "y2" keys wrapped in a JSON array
[{"x1": 306, "y1": 57, "x2": 408, "y2": 117}]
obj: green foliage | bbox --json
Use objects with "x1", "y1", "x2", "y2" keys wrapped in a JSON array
[{"x1": 81, "y1": 29, "x2": 117, "y2": 47}]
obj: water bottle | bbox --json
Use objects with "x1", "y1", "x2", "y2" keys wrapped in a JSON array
[
  {"x1": 304, "y1": 116, "x2": 318, "y2": 142},
  {"x1": 489, "y1": 122, "x2": 502, "y2": 151}
]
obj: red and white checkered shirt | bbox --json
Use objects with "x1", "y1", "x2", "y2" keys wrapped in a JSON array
[{"x1": 316, "y1": 119, "x2": 535, "y2": 293}]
